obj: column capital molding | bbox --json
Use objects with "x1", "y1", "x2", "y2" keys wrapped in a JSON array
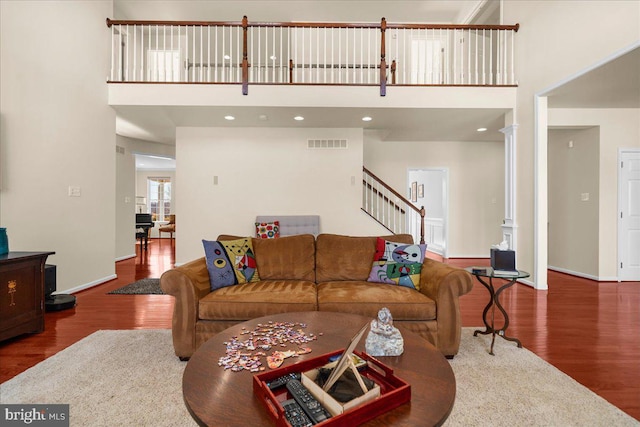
[{"x1": 499, "y1": 124, "x2": 519, "y2": 135}]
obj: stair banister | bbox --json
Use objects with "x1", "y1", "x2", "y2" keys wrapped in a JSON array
[{"x1": 362, "y1": 166, "x2": 425, "y2": 244}]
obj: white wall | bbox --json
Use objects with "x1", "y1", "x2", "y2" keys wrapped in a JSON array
[
  {"x1": 502, "y1": 0, "x2": 640, "y2": 286},
  {"x1": 116, "y1": 136, "x2": 136, "y2": 260},
  {"x1": 116, "y1": 135, "x2": 176, "y2": 257},
  {"x1": 364, "y1": 132, "x2": 504, "y2": 257},
  {"x1": 548, "y1": 127, "x2": 599, "y2": 278},
  {"x1": 0, "y1": 1, "x2": 116, "y2": 293},
  {"x1": 175, "y1": 127, "x2": 385, "y2": 264},
  {"x1": 549, "y1": 108, "x2": 640, "y2": 279}
]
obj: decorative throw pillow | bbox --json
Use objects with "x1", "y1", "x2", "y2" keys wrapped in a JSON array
[
  {"x1": 202, "y1": 237, "x2": 260, "y2": 291},
  {"x1": 202, "y1": 240, "x2": 238, "y2": 291},
  {"x1": 219, "y1": 237, "x2": 260, "y2": 284},
  {"x1": 367, "y1": 237, "x2": 427, "y2": 290},
  {"x1": 255, "y1": 221, "x2": 280, "y2": 239}
]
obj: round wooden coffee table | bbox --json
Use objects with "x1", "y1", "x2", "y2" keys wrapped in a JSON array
[{"x1": 183, "y1": 311, "x2": 455, "y2": 426}]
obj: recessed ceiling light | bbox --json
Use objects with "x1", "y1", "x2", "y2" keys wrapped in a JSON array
[
  {"x1": 294, "y1": 116, "x2": 304, "y2": 121},
  {"x1": 224, "y1": 115, "x2": 235, "y2": 121},
  {"x1": 362, "y1": 116, "x2": 373, "y2": 122},
  {"x1": 259, "y1": 114, "x2": 268, "y2": 121},
  {"x1": 477, "y1": 127, "x2": 487, "y2": 132}
]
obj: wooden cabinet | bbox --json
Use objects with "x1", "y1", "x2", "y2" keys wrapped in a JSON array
[{"x1": 0, "y1": 252, "x2": 54, "y2": 342}]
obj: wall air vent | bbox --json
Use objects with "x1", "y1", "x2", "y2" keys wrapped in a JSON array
[
  {"x1": 116, "y1": 146, "x2": 125, "y2": 154},
  {"x1": 307, "y1": 139, "x2": 348, "y2": 149}
]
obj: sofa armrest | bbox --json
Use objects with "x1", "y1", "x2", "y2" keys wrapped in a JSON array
[
  {"x1": 419, "y1": 258, "x2": 473, "y2": 357},
  {"x1": 160, "y1": 257, "x2": 211, "y2": 359}
]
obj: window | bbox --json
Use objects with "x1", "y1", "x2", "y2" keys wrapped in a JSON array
[{"x1": 148, "y1": 177, "x2": 171, "y2": 221}]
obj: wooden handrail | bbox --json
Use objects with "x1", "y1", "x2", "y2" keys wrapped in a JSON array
[
  {"x1": 362, "y1": 166, "x2": 426, "y2": 244},
  {"x1": 363, "y1": 167, "x2": 420, "y2": 215},
  {"x1": 387, "y1": 23, "x2": 519, "y2": 32},
  {"x1": 106, "y1": 18, "x2": 519, "y2": 32},
  {"x1": 363, "y1": 181, "x2": 406, "y2": 214}
]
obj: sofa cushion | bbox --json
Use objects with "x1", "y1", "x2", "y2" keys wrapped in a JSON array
[
  {"x1": 202, "y1": 240, "x2": 239, "y2": 291},
  {"x1": 367, "y1": 237, "x2": 426, "y2": 290},
  {"x1": 315, "y1": 234, "x2": 413, "y2": 283},
  {"x1": 253, "y1": 234, "x2": 316, "y2": 281},
  {"x1": 217, "y1": 234, "x2": 316, "y2": 282},
  {"x1": 199, "y1": 280, "x2": 318, "y2": 320},
  {"x1": 317, "y1": 281, "x2": 436, "y2": 320},
  {"x1": 255, "y1": 221, "x2": 280, "y2": 239}
]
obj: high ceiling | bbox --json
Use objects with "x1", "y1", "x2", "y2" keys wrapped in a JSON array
[
  {"x1": 114, "y1": 0, "x2": 490, "y2": 25},
  {"x1": 546, "y1": 47, "x2": 640, "y2": 108},
  {"x1": 112, "y1": 1, "x2": 639, "y2": 154}
]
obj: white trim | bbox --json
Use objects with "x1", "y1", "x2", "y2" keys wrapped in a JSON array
[
  {"x1": 538, "y1": 41, "x2": 640, "y2": 97},
  {"x1": 549, "y1": 265, "x2": 618, "y2": 282},
  {"x1": 533, "y1": 95, "x2": 549, "y2": 290},
  {"x1": 518, "y1": 278, "x2": 535, "y2": 288},
  {"x1": 499, "y1": 123, "x2": 518, "y2": 252},
  {"x1": 533, "y1": 40, "x2": 640, "y2": 292},
  {"x1": 618, "y1": 147, "x2": 640, "y2": 281},
  {"x1": 116, "y1": 253, "x2": 136, "y2": 262},
  {"x1": 447, "y1": 253, "x2": 491, "y2": 259},
  {"x1": 63, "y1": 274, "x2": 118, "y2": 294}
]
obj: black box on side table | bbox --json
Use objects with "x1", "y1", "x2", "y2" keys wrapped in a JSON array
[{"x1": 490, "y1": 249, "x2": 516, "y2": 271}]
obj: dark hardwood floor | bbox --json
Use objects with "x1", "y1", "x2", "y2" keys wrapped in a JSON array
[{"x1": 1, "y1": 239, "x2": 638, "y2": 421}]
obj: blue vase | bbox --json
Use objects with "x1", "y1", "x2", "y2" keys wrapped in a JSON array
[{"x1": 0, "y1": 228, "x2": 8, "y2": 255}]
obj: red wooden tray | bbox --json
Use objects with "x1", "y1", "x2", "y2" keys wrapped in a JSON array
[{"x1": 253, "y1": 349, "x2": 411, "y2": 427}]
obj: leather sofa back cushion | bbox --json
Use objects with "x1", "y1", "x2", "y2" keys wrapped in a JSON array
[
  {"x1": 252, "y1": 234, "x2": 316, "y2": 281},
  {"x1": 315, "y1": 234, "x2": 413, "y2": 283}
]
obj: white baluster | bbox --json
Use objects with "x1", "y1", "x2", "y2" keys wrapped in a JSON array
[
  {"x1": 316, "y1": 26, "x2": 319, "y2": 83},
  {"x1": 330, "y1": 28, "x2": 334, "y2": 84},
  {"x1": 511, "y1": 29, "x2": 515, "y2": 85},
  {"x1": 117, "y1": 25, "x2": 122, "y2": 81},
  {"x1": 110, "y1": 24, "x2": 114, "y2": 81}
]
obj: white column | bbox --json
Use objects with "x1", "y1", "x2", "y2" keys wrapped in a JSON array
[
  {"x1": 499, "y1": 123, "x2": 518, "y2": 251},
  {"x1": 534, "y1": 96, "x2": 549, "y2": 290}
]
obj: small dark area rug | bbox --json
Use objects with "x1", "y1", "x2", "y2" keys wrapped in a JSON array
[{"x1": 108, "y1": 278, "x2": 164, "y2": 295}]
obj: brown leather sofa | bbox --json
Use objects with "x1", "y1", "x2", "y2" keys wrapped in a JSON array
[{"x1": 160, "y1": 233, "x2": 473, "y2": 360}]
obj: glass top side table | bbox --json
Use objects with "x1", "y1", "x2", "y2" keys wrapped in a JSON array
[{"x1": 465, "y1": 267, "x2": 530, "y2": 355}]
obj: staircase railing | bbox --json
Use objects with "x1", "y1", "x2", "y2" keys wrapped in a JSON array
[
  {"x1": 106, "y1": 17, "x2": 519, "y2": 96},
  {"x1": 362, "y1": 167, "x2": 425, "y2": 244}
]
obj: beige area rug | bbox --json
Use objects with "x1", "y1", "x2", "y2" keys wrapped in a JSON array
[{"x1": 1, "y1": 329, "x2": 637, "y2": 427}]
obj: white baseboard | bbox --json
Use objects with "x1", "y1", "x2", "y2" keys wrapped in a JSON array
[
  {"x1": 446, "y1": 254, "x2": 489, "y2": 259},
  {"x1": 548, "y1": 265, "x2": 618, "y2": 282},
  {"x1": 115, "y1": 253, "x2": 136, "y2": 262},
  {"x1": 61, "y1": 274, "x2": 118, "y2": 294}
]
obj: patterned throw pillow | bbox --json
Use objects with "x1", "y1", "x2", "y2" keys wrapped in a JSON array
[
  {"x1": 255, "y1": 221, "x2": 280, "y2": 239},
  {"x1": 203, "y1": 237, "x2": 260, "y2": 291},
  {"x1": 367, "y1": 237, "x2": 427, "y2": 290}
]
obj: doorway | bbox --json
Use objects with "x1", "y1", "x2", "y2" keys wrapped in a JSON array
[
  {"x1": 618, "y1": 149, "x2": 640, "y2": 281},
  {"x1": 407, "y1": 168, "x2": 449, "y2": 257}
]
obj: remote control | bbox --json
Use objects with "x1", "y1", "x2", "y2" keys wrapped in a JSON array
[
  {"x1": 281, "y1": 398, "x2": 313, "y2": 427},
  {"x1": 267, "y1": 372, "x2": 301, "y2": 390},
  {"x1": 286, "y1": 378, "x2": 331, "y2": 424}
]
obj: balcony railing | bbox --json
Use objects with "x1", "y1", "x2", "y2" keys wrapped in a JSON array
[{"x1": 107, "y1": 17, "x2": 519, "y2": 95}]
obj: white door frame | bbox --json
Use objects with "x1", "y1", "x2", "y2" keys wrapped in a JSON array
[
  {"x1": 618, "y1": 148, "x2": 640, "y2": 281},
  {"x1": 407, "y1": 167, "x2": 449, "y2": 258}
]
